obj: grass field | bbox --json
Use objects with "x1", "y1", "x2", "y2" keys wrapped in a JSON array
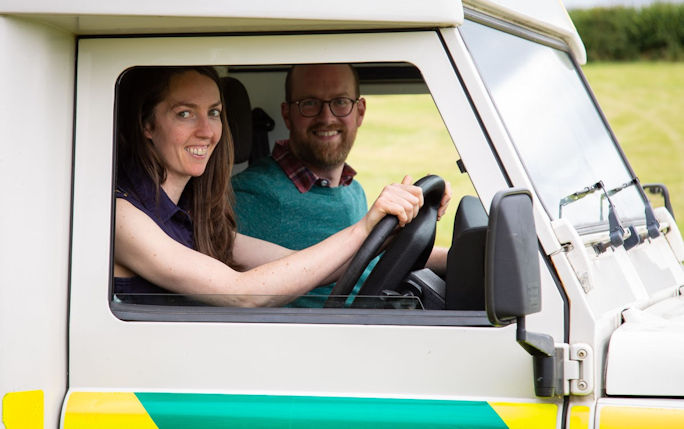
[
  {"x1": 582, "y1": 62, "x2": 684, "y2": 225},
  {"x1": 349, "y1": 62, "x2": 684, "y2": 247}
]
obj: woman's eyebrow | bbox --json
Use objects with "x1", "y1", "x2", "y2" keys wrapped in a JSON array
[{"x1": 171, "y1": 100, "x2": 222, "y2": 109}]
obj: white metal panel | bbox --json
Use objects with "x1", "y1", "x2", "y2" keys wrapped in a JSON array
[
  {"x1": 1, "y1": 0, "x2": 463, "y2": 35},
  {"x1": 0, "y1": 15, "x2": 73, "y2": 427},
  {"x1": 628, "y1": 235, "x2": 684, "y2": 296},
  {"x1": 606, "y1": 297, "x2": 684, "y2": 396},
  {"x1": 1, "y1": 0, "x2": 583, "y2": 68},
  {"x1": 597, "y1": 396, "x2": 684, "y2": 409},
  {"x1": 69, "y1": 30, "x2": 559, "y2": 401},
  {"x1": 1, "y1": 0, "x2": 461, "y2": 20},
  {"x1": 655, "y1": 206, "x2": 684, "y2": 263}
]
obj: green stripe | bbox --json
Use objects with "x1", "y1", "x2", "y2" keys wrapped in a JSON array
[{"x1": 135, "y1": 393, "x2": 508, "y2": 428}]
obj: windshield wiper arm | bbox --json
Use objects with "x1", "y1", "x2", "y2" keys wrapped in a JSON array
[
  {"x1": 600, "y1": 178, "x2": 660, "y2": 244},
  {"x1": 597, "y1": 181, "x2": 627, "y2": 247}
]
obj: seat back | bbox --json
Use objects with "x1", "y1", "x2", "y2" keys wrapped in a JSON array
[{"x1": 445, "y1": 195, "x2": 488, "y2": 310}]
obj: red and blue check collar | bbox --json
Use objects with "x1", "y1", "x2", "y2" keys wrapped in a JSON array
[{"x1": 272, "y1": 139, "x2": 357, "y2": 193}]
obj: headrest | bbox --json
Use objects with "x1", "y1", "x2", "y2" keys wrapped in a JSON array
[{"x1": 221, "y1": 77, "x2": 253, "y2": 164}]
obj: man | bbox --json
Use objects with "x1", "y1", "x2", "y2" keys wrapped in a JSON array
[{"x1": 232, "y1": 64, "x2": 446, "y2": 307}]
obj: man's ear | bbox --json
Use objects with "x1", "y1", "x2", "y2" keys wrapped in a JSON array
[
  {"x1": 356, "y1": 97, "x2": 367, "y2": 127},
  {"x1": 281, "y1": 102, "x2": 292, "y2": 130}
]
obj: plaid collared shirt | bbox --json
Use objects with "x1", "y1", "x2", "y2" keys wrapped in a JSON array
[{"x1": 272, "y1": 139, "x2": 357, "y2": 193}]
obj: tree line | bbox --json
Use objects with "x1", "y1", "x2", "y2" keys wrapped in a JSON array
[{"x1": 569, "y1": 3, "x2": 684, "y2": 61}]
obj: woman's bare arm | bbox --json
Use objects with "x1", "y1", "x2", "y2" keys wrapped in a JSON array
[{"x1": 115, "y1": 176, "x2": 426, "y2": 307}]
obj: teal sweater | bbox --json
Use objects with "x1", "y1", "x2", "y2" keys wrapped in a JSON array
[{"x1": 232, "y1": 157, "x2": 376, "y2": 307}]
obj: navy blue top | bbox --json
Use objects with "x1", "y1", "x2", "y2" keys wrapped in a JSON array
[{"x1": 114, "y1": 164, "x2": 194, "y2": 297}]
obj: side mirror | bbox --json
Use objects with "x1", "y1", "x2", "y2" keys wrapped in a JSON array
[
  {"x1": 643, "y1": 183, "x2": 675, "y2": 220},
  {"x1": 485, "y1": 188, "x2": 561, "y2": 398},
  {"x1": 485, "y1": 188, "x2": 541, "y2": 326}
]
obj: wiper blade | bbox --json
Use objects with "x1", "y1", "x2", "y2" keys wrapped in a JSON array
[
  {"x1": 559, "y1": 181, "x2": 626, "y2": 247},
  {"x1": 558, "y1": 182, "x2": 602, "y2": 218}
]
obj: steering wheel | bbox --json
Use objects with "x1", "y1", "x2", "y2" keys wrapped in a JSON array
[{"x1": 324, "y1": 175, "x2": 445, "y2": 308}]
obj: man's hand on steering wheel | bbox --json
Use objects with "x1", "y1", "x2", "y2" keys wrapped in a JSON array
[{"x1": 361, "y1": 175, "x2": 424, "y2": 234}]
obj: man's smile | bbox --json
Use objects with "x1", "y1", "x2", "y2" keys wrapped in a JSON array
[{"x1": 313, "y1": 129, "x2": 341, "y2": 138}]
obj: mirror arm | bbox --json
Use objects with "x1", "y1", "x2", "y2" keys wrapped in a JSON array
[
  {"x1": 645, "y1": 204, "x2": 661, "y2": 239},
  {"x1": 643, "y1": 182, "x2": 674, "y2": 222},
  {"x1": 516, "y1": 316, "x2": 563, "y2": 398},
  {"x1": 516, "y1": 316, "x2": 553, "y2": 356}
]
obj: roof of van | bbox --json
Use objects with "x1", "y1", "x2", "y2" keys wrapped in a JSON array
[{"x1": 2, "y1": 0, "x2": 585, "y2": 63}]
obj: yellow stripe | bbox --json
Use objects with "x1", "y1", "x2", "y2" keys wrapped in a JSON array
[
  {"x1": 490, "y1": 402, "x2": 558, "y2": 429},
  {"x1": 2, "y1": 390, "x2": 43, "y2": 429},
  {"x1": 600, "y1": 405, "x2": 684, "y2": 429},
  {"x1": 569, "y1": 405, "x2": 590, "y2": 429},
  {"x1": 63, "y1": 392, "x2": 159, "y2": 429}
]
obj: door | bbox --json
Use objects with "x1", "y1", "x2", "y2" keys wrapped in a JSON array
[{"x1": 65, "y1": 30, "x2": 566, "y2": 427}]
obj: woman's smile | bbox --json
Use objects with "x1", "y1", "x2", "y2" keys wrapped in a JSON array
[{"x1": 186, "y1": 145, "x2": 210, "y2": 157}]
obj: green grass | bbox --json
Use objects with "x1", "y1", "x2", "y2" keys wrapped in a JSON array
[
  {"x1": 582, "y1": 62, "x2": 684, "y2": 227},
  {"x1": 349, "y1": 62, "x2": 684, "y2": 247}
]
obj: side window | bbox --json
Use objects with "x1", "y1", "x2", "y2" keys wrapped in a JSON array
[
  {"x1": 350, "y1": 91, "x2": 475, "y2": 249},
  {"x1": 111, "y1": 62, "x2": 482, "y2": 321}
]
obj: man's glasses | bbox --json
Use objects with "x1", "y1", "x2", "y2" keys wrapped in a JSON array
[{"x1": 290, "y1": 97, "x2": 359, "y2": 118}]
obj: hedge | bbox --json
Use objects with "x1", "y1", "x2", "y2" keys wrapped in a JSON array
[{"x1": 569, "y1": 3, "x2": 684, "y2": 61}]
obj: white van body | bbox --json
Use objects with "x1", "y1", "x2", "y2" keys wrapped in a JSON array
[{"x1": 1, "y1": 1, "x2": 683, "y2": 428}]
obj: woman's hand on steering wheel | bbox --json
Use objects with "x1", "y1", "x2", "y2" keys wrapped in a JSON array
[
  {"x1": 326, "y1": 175, "x2": 449, "y2": 308},
  {"x1": 437, "y1": 179, "x2": 452, "y2": 221},
  {"x1": 362, "y1": 175, "x2": 424, "y2": 234}
]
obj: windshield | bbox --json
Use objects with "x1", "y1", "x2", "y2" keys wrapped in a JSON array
[{"x1": 460, "y1": 19, "x2": 648, "y2": 232}]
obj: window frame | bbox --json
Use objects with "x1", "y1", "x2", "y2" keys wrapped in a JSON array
[{"x1": 73, "y1": 30, "x2": 524, "y2": 326}]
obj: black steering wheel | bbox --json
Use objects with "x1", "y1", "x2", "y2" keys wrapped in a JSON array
[{"x1": 324, "y1": 175, "x2": 445, "y2": 308}]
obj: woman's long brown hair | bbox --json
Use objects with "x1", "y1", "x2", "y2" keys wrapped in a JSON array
[{"x1": 116, "y1": 66, "x2": 237, "y2": 266}]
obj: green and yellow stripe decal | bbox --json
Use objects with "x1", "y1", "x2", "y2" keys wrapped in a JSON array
[
  {"x1": 63, "y1": 392, "x2": 157, "y2": 429},
  {"x1": 63, "y1": 392, "x2": 557, "y2": 428}
]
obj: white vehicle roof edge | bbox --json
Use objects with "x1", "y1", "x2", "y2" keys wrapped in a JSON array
[
  {"x1": 1, "y1": 0, "x2": 585, "y2": 64},
  {"x1": 463, "y1": 0, "x2": 587, "y2": 64},
  {"x1": 0, "y1": 0, "x2": 463, "y2": 27}
]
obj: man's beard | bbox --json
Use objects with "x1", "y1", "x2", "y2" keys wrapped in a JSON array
[{"x1": 290, "y1": 130, "x2": 355, "y2": 170}]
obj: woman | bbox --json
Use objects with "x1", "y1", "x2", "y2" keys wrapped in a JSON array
[{"x1": 114, "y1": 66, "x2": 446, "y2": 307}]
